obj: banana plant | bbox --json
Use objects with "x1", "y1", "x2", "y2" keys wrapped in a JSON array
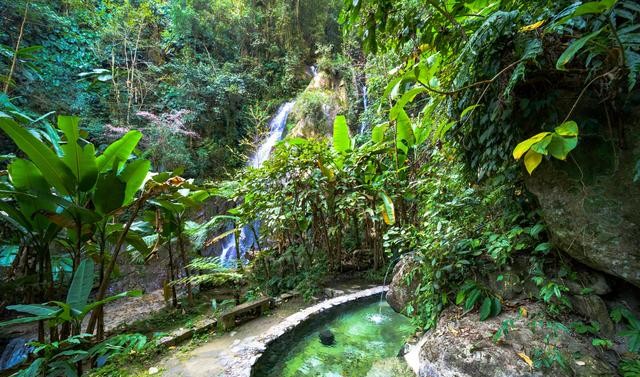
[
  {"x1": 149, "y1": 181, "x2": 211, "y2": 304},
  {"x1": 0, "y1": 113, "x2": 152, "y2": 340},
  {"x1": 0, "y1": 259, "x2": 141, "y2": 336}
]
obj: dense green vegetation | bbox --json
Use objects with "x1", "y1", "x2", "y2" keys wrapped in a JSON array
[
  {"x1": 0, "y1": 0, "x2": 639, "y2": 375},
  {"x1": 1, "y1": 0, "x2": 342, "y2": 176}
]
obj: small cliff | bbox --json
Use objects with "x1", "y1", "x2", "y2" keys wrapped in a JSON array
[{"x1": 287, "y1": 68, "x2": 350, "y2": 139}]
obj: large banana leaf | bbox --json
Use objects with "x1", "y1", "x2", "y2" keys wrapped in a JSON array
[
  {"x1": 395, "y1": 109, "x2": 415, "y2": 166},
  {"x1": 59, "y1": 116, "x2": 99, "y2": 191},
  {"x1": 96, "y1": 130, "x2": 142, "y2": 172},
  {"x1": 0, "y1": 304, "x2": 61, "y2": 327},
  {"x1": 379, "y1": 191, "x2": 396, "y2": 225},
  {"x1": 119, "y1": 159, "x2": 150, "y2": 205},
  {"x1": 0, "y1": 115, "x2": 73, "y2": 195},
  {"x1": 93, "y1": 172, "x2": 126, "y2": 215},
  {"x1": 8, "y1": 159, "x2": 49, "y2": 193},
  {"x1": 332, "y1": 115, "x2": 352, "y2": 153},
  {"x1": 66, "y1": 259, "x2": 94, "y2": 314}
]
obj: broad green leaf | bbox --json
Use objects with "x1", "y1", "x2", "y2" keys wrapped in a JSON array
[
  {"x1": 371, "y1": 122, "x2": 389, "y2": 143},
  {"x1": 547, "y1": 134, "x2": 577, "y2": 160},
  {"x1": 555, "y1": 121, "x2": 579, "y2": 136},
  {"x1": 8, "y1": 159, "x2": 49, "y2": 192},
  {"x1": 93, "y1": 172, "x2": 126, "y2": 215},
  {"x1": 0, "y1": 201, "x2": 30, "y2": 233},
  {"x1": 464, "y1": 288, "x2": 481, "y2": 311},
  {"x1": 531, "y1": 134, "x2": 553, "y2": 155},
  {"x1": 119, "y1": 159, "x2": 151, "y2": 205},
  {"x1": 524, "y1": 149, "x2": 543, "y2": 174},
  {"x1": 396, "y1": 109, "x2": 415, "y2": 166},
  {"x1": 96, "y1": 130, "x2": 142, "y2": 172},
  {"x1": 491, "y1": 298, "x2": 502, "y2": 317},
  {"x1": 390, "y1": 87, "x2": 427, "y2": 121},
  {"x1": 379, "y1": 191, "x2": 395, "y2": 225},
  {"x1": 414, "y1": 124, "x2": 430, "y2": 146},
  {"x1": 6, "y1": 304, "x2": 60, "y2": 317},
  {"x1": 513, "y1": 132, "x2": 551, "y2": 159},
  {"x1": 0, "y1": 314, "x2": 57, "y2": 327},
  {"x1": 0, "y1": 115, "x2": 73, "y2": 194},
  {"x1": 435, "y1": 120, "x2": 456, "y2": 140},
  {"x1": 479, "y1": 297, "x2": 492, "y2": 320},
  {"x1": 332, "y1": 115, "x2": 351, "y2": 153},
  {"x1": 556, "y1": 29, "x2": 603, "y2": 70},
  {"x1": 58, "y1": 115, "x2": 80, "y2": 142},
  {"x1": 556, "y1": 0, "x2": 616, "y2": 25},
  {"x1": 67, "y1": 259, "x2": 94, "y2": 314},
  {"x1": 18, "y1": 357, "x2": 44, "y2": 375},
  {"x1": 59, "y1": 116, "x2": 98, "y2": 191},
  {"x1": 460, "y1": 104, "x2": 481, "y2": 119}
]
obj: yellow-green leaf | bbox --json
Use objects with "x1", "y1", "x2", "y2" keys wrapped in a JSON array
[
  {"x1": 524, "y1": 149, "x2": 543, "y2": 174},
  {"x1": 379, "y1": 191, "x2": 395, "y2": 225},
  {"x1": 517, "y1": 352, "x2": 534, "y2": 368},
  {"x1": 554, "y1": 121, "x2": 578, "y2": 136},
  {"x1": 520, "y1": 20, "x2": 545, "y2": 32},
  {"x1": 513, "y1": 132, "x2": 551, "y2": 160}
]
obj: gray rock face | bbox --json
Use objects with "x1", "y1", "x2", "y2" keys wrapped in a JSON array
[
  {"x1": 568, "y1": 294, "x2": 615, "y2": 337},
  {"x1": 524, "y1": 130, "x2": 640, "y2": 287},
  {"x1": 415, "y1": 304, "x2": 617, "y2": 377},
  {"x1": 565, "y1": 267, "x2": 611, "y2": 296},
  {"x1": 386, "y1": 255, "x2": 422, "y2": 314}
]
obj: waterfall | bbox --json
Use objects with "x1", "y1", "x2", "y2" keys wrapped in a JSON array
[
  {"x1": 359, "y1": 85, "x2": 369, "y2": 134},
  {"x1": 219, "y1": 101, "x2": 296, "y2": 264},
  {"x1": 0, "y1": 338, "x2": 32, "y2": 371}
]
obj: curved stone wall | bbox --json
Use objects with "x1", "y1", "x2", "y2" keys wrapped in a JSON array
[{"x1": 222, "y1": 286, "x2": 387, "y2": 377}]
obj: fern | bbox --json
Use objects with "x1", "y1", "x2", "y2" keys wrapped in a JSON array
[
  {"x1": 620, "y1": 358, "x2": 640, "y2": 377},
  {"x1": 171, "y1": 257, "x2": 243, "y2": 287}
]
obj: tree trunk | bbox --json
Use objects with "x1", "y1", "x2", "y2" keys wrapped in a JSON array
[
  {"x1": 177, "y1": 226, "x2": 193, "y2": 304},
  {"x1": 3, "y1": 2, "x2": 29, "y2": 94},
  {"x1": 167, "y1": 238, "x2": 178, "y2": 308},
  {"x1": 86, "y1": 200, "x2": 144, "y2": 334}
]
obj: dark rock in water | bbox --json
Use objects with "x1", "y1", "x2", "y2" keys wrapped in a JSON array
[{"x1": 319, "y1": 330, "x2": 335, "y2": 346}]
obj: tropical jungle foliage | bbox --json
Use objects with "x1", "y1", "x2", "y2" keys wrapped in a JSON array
[{"x1": 0, "y1": 0, "x2": 639, "y2": 375}]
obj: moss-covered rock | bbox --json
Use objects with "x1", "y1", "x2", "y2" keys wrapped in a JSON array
[
  {"x1": 411, "y1": 303, "x2": 618, "y2": 377},
  {"x1": 288, "y1": 69, "x2": 349, "y2": 139}
]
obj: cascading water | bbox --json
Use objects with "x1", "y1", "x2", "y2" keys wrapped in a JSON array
[
  {"x1": 359, "y1": 84, "x2": 369, "y2": 134},
  {"x1": 219, "y1": 101, "x2": 296, "y2": 264}
]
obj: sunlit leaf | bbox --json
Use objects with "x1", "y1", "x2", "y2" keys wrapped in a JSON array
[{"x1": 524, "y1": 149, "x2": 543, "y2": 174}]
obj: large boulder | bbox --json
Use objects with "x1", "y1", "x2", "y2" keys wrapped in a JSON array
[
  {"x1": 410, "y1": 303, "x2": 617, "y2": 377},
  {"x1": 386, "y1": 254, "x2": 422, "y2": 314},
  {"x1": 524, "y1": 128, "x2": 640, "y2": 287}
]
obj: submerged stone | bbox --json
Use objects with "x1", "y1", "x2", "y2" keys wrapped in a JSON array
[{"x1": 319, "y1": 329, "x2": 335, "y2": 346}]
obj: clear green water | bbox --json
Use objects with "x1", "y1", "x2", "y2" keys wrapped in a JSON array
[{"x1": 260, "y1": 300, "x2": 416, "y2": 377}]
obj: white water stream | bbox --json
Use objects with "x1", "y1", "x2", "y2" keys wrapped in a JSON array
[{"x1": 219, "y1": 101, "x2": 296, "y2": 263}]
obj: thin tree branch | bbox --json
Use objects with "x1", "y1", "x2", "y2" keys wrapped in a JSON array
[{"x1": 4, "y1": 2, "x2": 29, "y2": 93}]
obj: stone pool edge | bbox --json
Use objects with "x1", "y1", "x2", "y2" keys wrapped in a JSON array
[{"x1": 225, "y1": 285, "x2": 388, "y2": 377}]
